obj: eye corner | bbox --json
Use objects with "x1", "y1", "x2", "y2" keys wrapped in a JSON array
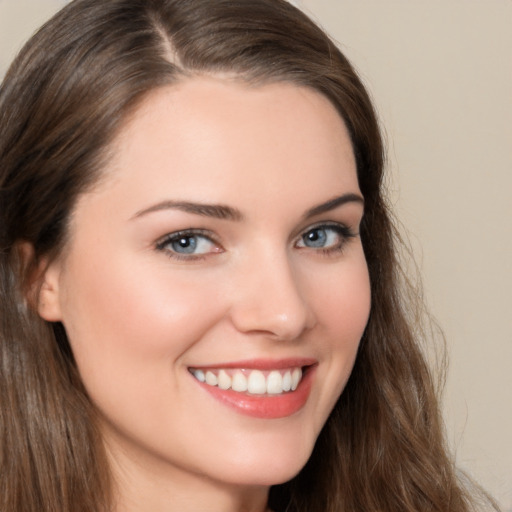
[{"x1": 295, "y1": 222, "x2": 357, "y2": 254}]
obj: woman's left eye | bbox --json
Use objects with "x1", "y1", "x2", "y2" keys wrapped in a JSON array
[
  {"x1": 296, "y1": 224, "x2": 355, "y2": 252},
  {"x1": 156, "y1": 231, "x2": 220, "y2": 258}
]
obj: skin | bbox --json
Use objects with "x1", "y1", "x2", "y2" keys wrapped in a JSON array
[{"x1": 38, "y1": 77, "x2": 371, "y2": 512}]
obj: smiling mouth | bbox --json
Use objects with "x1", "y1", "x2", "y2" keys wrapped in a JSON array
[{"x1": 189, "y1": 367, "x2": 304, "y2": 395}]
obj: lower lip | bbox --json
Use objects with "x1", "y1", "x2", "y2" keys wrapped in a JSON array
[{"x1": 193, "y1": 367, "x2": 315, "y2": 419}]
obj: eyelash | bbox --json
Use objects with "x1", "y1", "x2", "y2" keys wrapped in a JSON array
[
  {"x1": 155, "y1": 223, "x2": 357, "y2": 261},
  {"x1": 296, "y1": 223, "x2": 357, "y2": 256},
  {"x1": 155, "y1": 229, "x2": 220, "y2": 261}
]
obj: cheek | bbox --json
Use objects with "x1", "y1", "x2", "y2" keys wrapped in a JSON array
[
  {"x1": 58, "y1": 251, "x2": 227, "y2": 379},
  {"x1": 306, "y1": 253, "x2": 370, "y2": 414},
  {"x1": 57, "y1": 253, "x2": 230, "y2": 449},
  {"x1": 312, "y1": 254, "x2": 371, "y2": 342}
]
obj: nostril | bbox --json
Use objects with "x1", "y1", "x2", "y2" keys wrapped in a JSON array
[{"x1": 227, "y1": 258, "x2": 316, "y2": 338}]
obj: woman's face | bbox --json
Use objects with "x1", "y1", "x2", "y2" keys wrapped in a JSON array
[{"x1": 40, "y1": 78, "x2": 370, "y2": 493}]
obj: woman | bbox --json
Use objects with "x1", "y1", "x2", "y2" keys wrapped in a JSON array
[{"x1": 0, "y1": 1, "x2": 499, "y2": 511}]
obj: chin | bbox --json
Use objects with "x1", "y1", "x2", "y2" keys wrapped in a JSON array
[{"x1": 211, "y1": 436, "x2": 315, "y2": 488}]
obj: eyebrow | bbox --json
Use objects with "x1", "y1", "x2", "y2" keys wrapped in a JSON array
[
  {"x1": 302, "y1": 193, "x2": 364, "y2": 219},
  {"x1": 131, "y1": 193, "x2": 364, "y2": 222},
  {"x1": 132, "y1": 200, "x2": 244, "y2": 221}
]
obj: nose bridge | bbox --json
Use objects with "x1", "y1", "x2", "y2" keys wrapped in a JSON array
[{"x1": 229, "y1": 245, "x2": 314, "y2": 339}]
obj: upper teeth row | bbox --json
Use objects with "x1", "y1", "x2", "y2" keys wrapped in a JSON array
[{"x1": 191, "y1": 368, "x2": 303, "y2": 395}]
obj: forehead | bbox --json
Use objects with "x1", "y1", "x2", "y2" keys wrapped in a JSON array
[{"x1": 81, "y1": 77, "x2": 359, "y2": 217}]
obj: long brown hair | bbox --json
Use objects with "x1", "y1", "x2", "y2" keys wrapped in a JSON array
[{"x1": 0, "y1": 1, "x2": 498, "y2": 511}]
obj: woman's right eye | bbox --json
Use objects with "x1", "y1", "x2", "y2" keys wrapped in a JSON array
[{"x1": 156, "y1": 230, "x2": 221, "y2": 259}]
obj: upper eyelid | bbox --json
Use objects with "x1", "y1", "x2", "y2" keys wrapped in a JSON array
[
  {"x1": 293, "y1": 223, "x2": 358, "y2": 256},
  {"x1": 293, "y1": 220, "x2": 356, "y2": 241},
  {"x1": 155, "y1": 228, "x2": 220, "y2": 249},
  {"x1": 302, "y1": 221, "x2": 349, "y2": 231},
  {"x1": 154, "y1": 221, "x2": 357, "y2": 252}
]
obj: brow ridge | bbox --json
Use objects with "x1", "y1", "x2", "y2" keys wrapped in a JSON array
[
  {"x1": 132, "y1": 192, "x2": 363, "y2": 222},
  {"x1": 132, "y1": 200, "x2": 244, "y2": 221},
  {"x1": 303, "y1": 193, "x2": 364, "y2": 219}
]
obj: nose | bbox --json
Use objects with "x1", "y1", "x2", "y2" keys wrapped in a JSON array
[{"x1": 228, "y1": 250, "x2": 316, "y2": 340}]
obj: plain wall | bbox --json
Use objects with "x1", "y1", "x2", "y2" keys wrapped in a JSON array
[
  {"x1": 1, "y1": 0, "x2": 511, "y2": 509},
  {"x1": 299, "y1": 1, "x2": 512, "y2": 508}
]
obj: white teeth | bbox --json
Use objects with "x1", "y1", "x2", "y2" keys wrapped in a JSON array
[
  {"x1": 266, "y1": 371, "x2": 283, "y2": 394},
  {"x1": 231, "y1": 371, "x2": 248, "y2": 392},
  {"x1": 217, "y1": 369, "x2": 231, "y2": 390},
  {"x1": 191, "y1": 367, "x2": 305, "y2": 395},
  {"x1": 193, "y1": 369, "x2": 206, "y2": 383},
  {"x1": 205, "y1": 371, "x2": 218, "y2": 386},
  {"x1": 291, "y1": 368, "x2": 302, "y2": 391},
  {"x1": 282, "y1": 371, "x2": 292, "y2": 392},
  {"x1": 247, "y1": 370, "x2": 267, "y2": 394}
]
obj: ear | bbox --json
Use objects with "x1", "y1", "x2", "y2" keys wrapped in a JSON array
[
  {"x1": 18, "y1": 242, "x2": 63, "y2": 322},
  {"x1": 37, "y1": 260, "x2": 64, "y2": 322}
]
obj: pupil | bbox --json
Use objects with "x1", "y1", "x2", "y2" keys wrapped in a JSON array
[
  {"x1": 172, "y1": 236, "x2": 197, "y2": 253},
  {"x1": 305, "y1": 229, "x2": 326, "y2": 247}
]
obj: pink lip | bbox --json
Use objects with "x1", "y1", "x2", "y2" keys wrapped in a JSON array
[
  {"x1": 191, "y1": 357, "x2": 317, "y2": 371},
  {"x1": 190, "y1": 359, "x2": 317, "y2": 419}
]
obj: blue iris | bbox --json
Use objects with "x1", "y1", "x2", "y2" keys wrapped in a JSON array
[
  {"x1": 303, "y1": 228, "x2": 328, "y2": 248},
  {"x1": 171, "y1": 236, "x2": 198, "y2": 254}
]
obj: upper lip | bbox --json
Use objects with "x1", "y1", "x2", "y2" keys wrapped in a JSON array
[{"x1": 188, "y1": 357, "x2": 317, "y2": 371}]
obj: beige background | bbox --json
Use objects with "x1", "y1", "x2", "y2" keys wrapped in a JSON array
[{"x1": 1, "y1": 0, "x2": 511, "y2": 509}]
